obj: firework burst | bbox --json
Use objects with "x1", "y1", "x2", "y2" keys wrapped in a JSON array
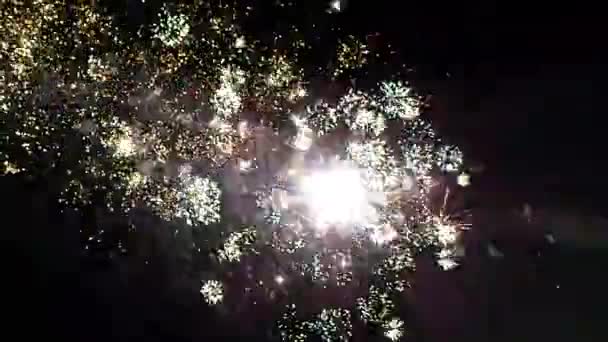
[{"x1": 1, "y1": 1, "x2": 470, "y2": 341}]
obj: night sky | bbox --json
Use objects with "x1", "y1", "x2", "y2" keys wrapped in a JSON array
[{"x1": 4, "y1": 1, "x2": 608, "y2": 341}]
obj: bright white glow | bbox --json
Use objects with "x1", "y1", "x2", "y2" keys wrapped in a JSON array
[
  {"x1": 383, "y1": 318, "x2": 404, "y2": 341},
  {"x1": 275, "y1": 275, "x2": 285, "y2": 285},
  {"x1": 291, "y1": 115, "x2": 314, "y2": 151},
  {"x1": 115, "y1": 136, "x2": 136, "y2": 157},
  {"x1": 238, "y1": 121, "x2": 250, "y2": 138},
  {"x1": 457, "y1": 172, "x2": 470, "y2": 187},
  {"x1": 239, "y1": 159, "x2": 253, "y2": 172},
  {"x1": 293, "y1": 130, "x2": 313, "y2": 151},
  {"x1": 329, "y1": 0, "x2": 342, "y2": 12},
  {"x1": 433, "y1": 216, "x2": 458, "y2": 245},
  {"x1": 234, "y1": 36, "x2": 246, "y2": 48},
  {"x1": 299, "y1": 167, "x2": 375, "y2": 228},
  {"x1": 370, "y1": 224, "x2": 398, "y2": 245}
]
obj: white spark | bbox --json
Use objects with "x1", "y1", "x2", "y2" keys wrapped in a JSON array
[
  {"x1": 346, "y1": 139, "x2": 389, "y2": 173},
  {"x1": 239, "y1": 159, "x2": 254, "y2": 172},
  {"x1": 200, "y1": 280, "x2": 224, "y2": 305},
  {"x1": 210, "y1": 83, "x2": 241, "y2": 120},
  {"x1": 210, "y1": 67, "x2": 245, "y2": 121},
  {"x1": 383, "y1": 318, "x2": 404, "y2": 341},
  {"x1": 379, "y1": 81, "x2": 420, "y2": 120},
  {"x1": 433, "y1": 217, "x2": 458, "y2": 246},
  {"x1": 436, "y1": 249, "x2": 459, "y2": 270},
  {"x1": 153, "y1": 6, "x2": 190, "y2": 47},
  {"x1": 238, "y1": 121, "x2": 251, "y2": 138},
  {"x1": 104, "y1": 124, "x2": 137, "y2": 158},
  {"x1": 457, "y1": 172, "x2": 470, "y2": 187},
  {"x1": 175, "y1": 174, "x2": 222, "y2": 226},
  {"x1": 348, "y1": 108, "x2": 386, "y2": 136},
  {"x1": 437, "y1": 257, "x2": 458, "y2": 271},
  {"x1": 115, "y1": 136, "x2": 136, "y2": 157},
  {"x1": 218, "y1": 228, "x2": 256, "y2": 263},
  {"x1": 291, "y1": 115, "x2": 314, "y2": 151},
  {"x1": 234, "y1": 36, "x2": 246, "y2": 48},
  {"x1": 370, "y1": 224, "x2": 398, "y2": 245}
]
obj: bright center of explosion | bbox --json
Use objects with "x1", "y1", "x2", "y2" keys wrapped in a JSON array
[{"x1": 299, "y1": 167, "x2": 371, "y2": 228}]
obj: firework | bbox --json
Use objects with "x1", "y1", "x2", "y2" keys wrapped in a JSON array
[
  {"x1": 383, "y1": 318, "x2": 405, "y2": 341},
  {"x1": 153, "y1": 4, "x2": 190, "y2": 47},
  {"x1": 1, "y1": 2, "x2": 471, "y2": 341},
  {"x1": 210, "y1": 66, "x2": 246, "y2": 121},
  {"x1": 379, "y1": 81, "x2": 421, "y2": 120},
  {"x1": 334, "y1": 36, "x2": 369, "y2": 78},
  {"x1": 306, "y1": 101, "x2": 340, "y2": 136},
  {"x1": 175, "y1": 173, "x2": 222, "y2": 226},
  {"x1": 436, "y1": 248, "x2": 459, "y2": 271},
  {"x1": 218, "y1": 227, "x2": 257, "y2": 263},
  {"x1": 200, "y1": 280, "x2": 224, "y2": 305},
  {"x1": 279, "y1": 305, "x2": 353, "y2": 342},
  {"x1": 357, "y1": 286, "x2": 395, "y2": 324}
]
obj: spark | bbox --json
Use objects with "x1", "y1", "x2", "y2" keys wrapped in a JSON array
[
  {"x1": 433, "y1": 215, "x2": 459, "y2": 246},
  {"x1": 3, "y1": 161, "x2": 22, "y2": 175},
  {"x1": 234, "y1": 36, "x2": 246, "y2": 48},
  {"x1": 291, "y1": 115, "x2": 314, "y2": 151},
  {"x1": 356, "y1": 286, "x2": 394, "y2": 324},
  {"x1": 348, "y1": 108, "x2": 386, "y2": 136},
  {"x1": 218, "y1": 228, "x2": 256, "y2": 263},
  {"x1": 457, "y1": 172, "x2": 471, "y2": 187},
  {"x1": 383, "y1": 318, "x2": 405, "y2": 341},
  {"x1": 334, "y1": 36, "x2": 368, "y2": 77},
  {"x1": 346, "y1": 139, "x2": 389, "y2": 173},
  {"x1": 289, "y1": 85, "x2": 308, "y2": 101},
  {"x1": 153, "y1": 5, "x2": 190, "y2": 47},
  {"x1": 379, "y1": 81, "x2": 420, "y2": 120},
  {"x1": 266, "y1": 55, "x2": 298, "y2": 88},
  {"x1": 175, "y1": 174, "x2": 222, "y2": 226},
  {"x1": 104, "y1": 124, "x2": 137, "y2": 158},
  {"x1": 127, "y1": 172, "x2": 147, "y2": 189},
  {"x1": 436, "y1": 145, "x2": 464, "y2": 172},
  {"x1": 200, "y1": 280, "x2": 224, "y2": 305},
  {"x1": 210, "y1": 67, "x2": 245, "y2": 121},
  {"x1": 436, "y1": 249, "x2": 459, "y2": 270},
  {"x1": 239, "y1": 158, "x2": 254, "y2": 172},
  {"x1": 306, "y1": 101, "x2": 339, "y2": 136},
  {"x1": 370, "y1": 224, "x2": 398, "y2": 245}
]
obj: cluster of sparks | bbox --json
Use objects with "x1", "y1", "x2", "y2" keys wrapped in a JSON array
[{"x1": 1, "y1": 1, "x2": 470, "y2": 341}]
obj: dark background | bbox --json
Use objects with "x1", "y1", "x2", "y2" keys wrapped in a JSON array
[{"x1": 4, "y1": 1, "x2": 607, "y2": 341}]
